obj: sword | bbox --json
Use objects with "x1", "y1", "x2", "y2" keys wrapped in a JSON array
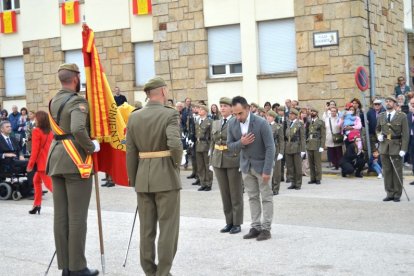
[
  {"x1": 389, "y1": 156, "x2": 410, "y2": 201},
  {"x1": 44, "y1": 250, "x2": 56, "y2": 276},
  {"x1": 123, "y1": 205, "x2": 139, "y2": 267}
]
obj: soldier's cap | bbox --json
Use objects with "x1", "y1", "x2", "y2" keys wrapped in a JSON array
[
  {"x1": 143, "y1": 77, "x2": 167, "y2": 93},
  {"x1": 278, "y1": 105, "x2": 285, "y2": 111},
  {"x1": 289, "y1": 108, "x2": 299, "y2": 116},
  {"x1": 199, "y1": 105, "x2": 209, "y2": 112},
  {"x1": 134, "y1": 101, "x2": 143, "y2": 109},
  {"x1": 250, "y1": 102, "x2": 259, "y2": 108},
  {"x1": 310, "y1": 107, "x2": 319, "y2": 113},
  {"x1": 258, "y1": 107, "x2": 265, "y2": 113},
  {"x1": 385, "y1": 96, "x2": 397, "y2": 103},
  {"x1": 373, "y1": 99, "x2": 382, "y2": 104},
  {"x1": 58, "y1": 63, "x2": 80, "y2": 73},
  {"x1": 219, "y1": 97, "x2": 232, "y2": 106},
  {"x1": 267, "y1": 110, "x2": 277, "y2": 118}
]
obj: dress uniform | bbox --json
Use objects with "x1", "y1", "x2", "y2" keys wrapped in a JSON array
[
  {"x1": 285, "y1": 109, "x2": 306, "y2": 190},
  {"x1": 195, "y1": 105, "x2": 213, "y2": 191},
  {"x1": 306, "y1": 108, "x2": 326, "y2": 184},
  {"x1": 210, "y1": 97, "x2": 243, "y2": 234},
  {"x1": 376, "y1": 96, "x2": 409, "y2": 202},
  {"x1": 267, "y1": 111, "x2": 285, "y2": 195},
  {"x1": 126, "y1": 77, "x2": 183, "y2": 276},
  {"x1": 47, "y1": 63, "x2": 99, "y2": 276}
]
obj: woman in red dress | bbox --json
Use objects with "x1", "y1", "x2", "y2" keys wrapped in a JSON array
[{"x1": 27, "y1": 111, "x2": 53, "y2": 214}]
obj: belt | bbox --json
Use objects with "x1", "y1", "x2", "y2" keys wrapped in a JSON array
[
  {"x1": 139, "y1": 150, "x2": 171, "y2": 159},
  {"x1": 54, "y1": 134, "x2": 75, "y2": 141},
  {"x1": 309, "y1": 134, "x2": 320, "y2": 139},
  {"x1": 214, "y1": 144, "x2": 228, "y2": 151},
  {"x1": 384, "y1": 134, "x2": 402, "y2": 140}
]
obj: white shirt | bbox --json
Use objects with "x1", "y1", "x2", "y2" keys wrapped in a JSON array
[
  {"x1": 386, "y1": 110, "x2": 396, "y2": 121},
  {"x1": 222, "y1": 115, "x2": 232, "y2": 126},
  {"x1": 290, "y1": 119, "x2": 297, "y2": 127},
  {"x1": 240, "y1": 113, "x2": 251, "y2": 135}
]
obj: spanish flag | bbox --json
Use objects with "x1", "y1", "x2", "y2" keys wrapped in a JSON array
[
  {"x1": 82, "y1": 24, "x2": 129, "y2": 186},
  {"x1": 132, "y1": 0, "x2": 152, "y2": 15},
  {"x1": 0, "y1": 11, "x2": 17, "y2": 34},
  {"x1": 62, "y1": 1, "x2": 80, "y2": 25}
]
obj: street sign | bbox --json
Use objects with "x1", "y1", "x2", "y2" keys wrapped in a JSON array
[{"x1": 355, "y1": 66, "x2": 369, "y2": 91}]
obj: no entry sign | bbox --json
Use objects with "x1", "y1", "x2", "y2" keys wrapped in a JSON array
[{"x1": 355, "y1": 66, "x2": 369, "y2": 91}]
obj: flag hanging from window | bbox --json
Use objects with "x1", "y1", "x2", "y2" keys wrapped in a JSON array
[
  {"x1": 132, "y1": 0, "x2": 152, "y2": 15},
  {"x1": 0, "y1": 11, "x2": 17, "y2": 34},
  {"x1": 62, "y1": 1, "x2": 80, "y2": 25}
]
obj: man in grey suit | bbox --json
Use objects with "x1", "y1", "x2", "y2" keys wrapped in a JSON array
[{"x1": 227, "y1": 96, "x2": 275, "y2": 241}]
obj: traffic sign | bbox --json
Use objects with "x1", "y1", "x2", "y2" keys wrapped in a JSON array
[{"x1": 355, "y1": 66, "x2": 369, "y2": 91}]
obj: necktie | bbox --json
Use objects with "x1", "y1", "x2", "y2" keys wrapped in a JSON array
[
  {"x1": 222, "y1": 118, "x2": 227, "y2": 126},
  {"x1": 290, "y1": 121, "x2": 294, "y2": 128},
  {"x1": 387, "y1": 114, "x2": 391, "y2": 123},
  {"x1": 200, "y1": 119, "x2": 203, "y2": 125},
  {"x1": 6, "y1": 137, "x2": 13, "y2": 150}
]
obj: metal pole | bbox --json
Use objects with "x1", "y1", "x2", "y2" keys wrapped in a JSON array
[
  {"x1": 389, "y1": 156, "x2": 410, "y2": 201},
  {"x1": 360, "y1": 92, "x2": 372, "y2": 158},
  {"x1": 44, "y1": 251, "x2": 56, "y2": 276},
  {"x1": 369, "y1": 49, "x2": 376, "y2": 101},
  {"x1": 123, "y1": 206, "x2": 139, "y2": 267},
  {"x1": 94, "y1": 173, "x2": 106, "y2": 274}
]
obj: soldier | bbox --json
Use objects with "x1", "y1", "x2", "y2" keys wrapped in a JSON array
[
  {"x1": 266, "y1": 111, "x2": 284, "y2": 195},
  {"x1": 285, "y1": 109, "x2": 306, "y2": 190},
  {"x1": 306, "y1": 107, "x2": 326, "y2": 185},
  {"x1": 47, "y1": 63, "x2": 100, "y2": 276},
  {"x1": 126, "y1": 77, "x2": 182, "y2": 276},
  {"x1": 376, "y1": 96, "x2": 409, "y2": 202},
  {"x1": 210, "y1": 97, "x2": 243, "y2": 234},
  {"x1": 195, "y1": 105, "x2": 213, "y2": 191},
  {"x1": 277, "y1": 106, "x2": 287, "y2": 182}
]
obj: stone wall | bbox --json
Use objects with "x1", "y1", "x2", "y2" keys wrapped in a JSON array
[
  {"x1": 152, "y1": 0, "x2": 209, "y2": 102},
  {"x1": 295, "y1": 0, "x2": 405, "y2": 111}
]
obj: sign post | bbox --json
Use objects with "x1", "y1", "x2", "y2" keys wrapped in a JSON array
[{"x1": 355, "y1": 66, "x2": 372, "y2": 158}]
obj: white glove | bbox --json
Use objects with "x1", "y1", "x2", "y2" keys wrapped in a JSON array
[
  {"x1": 188, "y1": 140, "x2": 194, "y2": 147},
  {"x1": 377, "y1": 134, "x2": 384, "y2": 142},
  {"x1": 208, "y1": 150, "x2": 211, "y2": 157},
  {"x1": 399, "y1": 151, "x2": 406, "y2": 157},
  {"x1": 180, "y1": 150, "x2": 187, "y2": 165},
  {"x1": 92, "y1": 140, "x2": 100, "y2": 152},
  {"x1": 209, "y1": 165, "x2": 214, "y2": 171},
  {"x1": 277, "y1": 153, "x2": 283, "y2": 161},
  {"x1": 318, "y1": 147, "x2": 324, "y2": 153},
  {"x1": 301, "y1": 152, "x2": 306, "y2": 158}
]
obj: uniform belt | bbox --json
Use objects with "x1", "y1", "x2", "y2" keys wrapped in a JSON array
[
  {"x1": 214, "y1": 144, "x2": 228, "y2": 151},
  {"x1": 139, "y1": 150, "x2": 171, "y2": 159},
  {"x1": 309, "y1": 134, "x2": 320, "y2": 139},
  {"x1": 384, "y1": 134, "x2": 402, "y2": 140},
  {"x1": 54, "y1": 134, "x2": 75, "y2": 141}
]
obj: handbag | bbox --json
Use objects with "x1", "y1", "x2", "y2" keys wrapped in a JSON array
[{"x1": 329, "y1": 118, "x2": 344, "y2": 144}]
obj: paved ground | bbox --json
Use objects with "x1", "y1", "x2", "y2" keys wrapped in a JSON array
[{"x1": 1, "y1": 166, "x2": 414, "y2": 276}]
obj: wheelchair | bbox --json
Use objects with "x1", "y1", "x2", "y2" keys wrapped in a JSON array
[{"x1": 0, "y1": 157, "x2": 34, "y2": 201}]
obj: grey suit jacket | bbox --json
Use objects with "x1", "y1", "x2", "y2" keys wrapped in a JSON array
[{"x1": 227, "y1": 113, "x2": 275, "y2": 175}]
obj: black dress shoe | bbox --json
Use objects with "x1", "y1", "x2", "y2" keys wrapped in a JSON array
[
  {"x1": 383, "y1": 197, "x2": 393, "y2": 202},
  {"x1": 341, "y1": 172, "x2": 347, "y2": 177},
  {"x1": 243, "y1": 228, "x2": 261, "y2": 239},
  {"x1": 229, "y1": 225, "x2": 241, "y2": 234},
  {"x1": 355, "y1": 173, "x2": 363, "y2": 178},
  {"x1": 294, "y1": 187, "x2": 301, "y2": 190},
  {"x1": 70, "y1": 267, "x2": 99, "y2": 276},
  {"x1": 192, "y1": 179, "x2": 200, "y2": 185},
  {"x1": 393, "y1": 198, "x2": 401, "y2": 202},
  {"x1": 273, "y1": 191, "x2": 279, "y2": 195},
  {"x1": 220, "y1": 224, "x2": 233, "y2": 233},
  {"x1": 281, "y1": 178, "x2": 285, "y2": 182},
  {"x1": 62, "y1": 269, "x2": 70, "y2": 276},
  {"x1": 287, "y1": 185, "x2": 295, "y2": 189},
  {"x1": 101, "y1": 182, "x2": 108, "y2": 187},
  {"x1": 197, "y1": 186, "x2": 206, "y2": 191},
  {"x1": 187, "y1": 173, "x2": 196, "y2": 179},
  {"x1": 286, "y1": 180, "x2": 291, "y2": 183},
  {"x1": 204, "y1": 187, "x2": 211, "y2": 191},
  {"x1": 308, "y1": 180, "x2": 316, "y2": 184},
  {"x1": 315, "y1": 180, "x2": 321, "y2": 185},
  {"x1": 106, "y1": 182, "x2": 115, "y2": 187},
  {"x1": 410, "y1": 181, "x2": 414, "y2": 185}
]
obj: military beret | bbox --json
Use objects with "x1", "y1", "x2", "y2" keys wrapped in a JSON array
[
  {"x1": 199, "y1": 105, "x2": 208, "y2": 112},
  {"x1": 143, "y1": 77, "x2": 167, "y2": 92},
  {"x1": 289, "y1": 108, "x2": 299, "y2": 116},
  {"x1": 278, "y1": 105, "x2": 285, "y2": 111},
  {"x1": 219, "y1": 97, "x2": 232, "y2": 106},
  {"x1": 385, "y1": 96, "x2": 397, "y2": 103},
  {"x1": 267, "y1": 110, "x2": 277, "y2": 118},
  {"x1": 58, "y1": 63, "x2": 80, "y2": 73},
  {"x1": 134, "y1": 101, "x2": 143, "y2": 109},
  {"x1": 250, "y1": 102, "x2": 259, "y2": 108},
  {"x1": 258, "y1": 107, "x2": 265, "y2": 113},
  {"x1": 310, "y1": 107, "x2": 319, "y2": 113}
]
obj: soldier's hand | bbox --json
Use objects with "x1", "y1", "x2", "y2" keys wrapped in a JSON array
[
  {"x1": 377, "y1": 134, "x2": 384, "y2": 142},
  {"x1": 277, "y1": 153, "x2": 283, "y2": 161},
  {"x1": 92, "y1": 140, "x2": 100, "y2": 152},
  {"x1": 318, "y1": 147, "x2": 324, "y2": 153},
  {"x1": 399, "y1": 151, "x2": 406, "y2": 157},
  {"x1": 241, "y1": 133, "x2": 255, "y2": 145},
  {"x1": 209, "y1": 165, "x2": 214, "y2": 171},
  {"x1": 262, "y1": 174, "x2": 270, "y2": 183},
  {"x1": 300, "y1": 152, "x2": 306, "y2": 158}
]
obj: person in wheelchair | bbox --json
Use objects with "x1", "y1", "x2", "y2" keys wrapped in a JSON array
[{"x1": 0, "y1": 120, "x2": 27, "y2": 176}]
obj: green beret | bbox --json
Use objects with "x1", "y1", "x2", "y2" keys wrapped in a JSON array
[
  {"x1": 278, "y1": 105, "x2": 285, "y2": 111},
  {"x1": 143, "y1": 77, "x2": 167, "y2": 92},
  {"x1": 385, "y1": 96, "x2": 397, "y2": 103},
  {"x1": 267, "y1": 110, "x2": 277, "y2": 118},
  {"x1": 289, "y1": 108, "x2": 299, "y2": 116},
  {"x1": 258, "y1": 107, "x2": 265, "y2": 113},
  {"x1": 250, "y1": 102, "x2": 258, "y2": 108},
  {"x1": 199, "y1": 105, "x2": 208, "y2": 112},
  {"x1": 310, "y1": 107, "x2": 319, "y2": 113},
  {"x1": 58, "y1": 63, "x2": 80, "y2": 73},
  {"x1": 219, "y1": 97, "x2": 232, "y2": 106}
]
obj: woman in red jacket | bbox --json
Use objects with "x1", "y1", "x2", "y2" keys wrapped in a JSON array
[{"x1": 27, "y1": 111, "x2": 53, "y2": 214}]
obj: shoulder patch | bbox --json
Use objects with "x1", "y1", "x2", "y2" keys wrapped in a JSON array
[{"x1": 79, "y1": 103, "x2": 87, "y2": 113}]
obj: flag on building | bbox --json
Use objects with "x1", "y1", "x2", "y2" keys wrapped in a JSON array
[
  {"x1": 62, "y1": 1, "x2": 80, "y2": 25},
  {"x1": 82, "y1": 24, "x2": 129, "y2": 186},
  {"x1": 0, "y1": 11, "x2": 17, "y2": 34},
  {"x1": 132, "y1": 0, "x2": 152, "y2": 15}
]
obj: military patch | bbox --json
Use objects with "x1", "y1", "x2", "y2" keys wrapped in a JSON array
[{"x1": 79, "y1": 104, "x2": 87, "y2": 113}]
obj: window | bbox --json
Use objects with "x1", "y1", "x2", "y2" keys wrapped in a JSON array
[
  {"x1": 4, "y1": 57, "x2": 25, "y2": 97},
  {"x1": 208, "y1": 25, "x2": 242, "y2": 77},
  {"x1": 134, "y1": 42, "x2": 155, "y2": 86},
  {"x1": 258, "y1": 19, "x2": 296, "y2": 74},
  {"x1": 1, "y1": 0, "x2": 19, "y2": 11},
  {"x1": 64, "y1": 50, "x2": 86, "y2": 91}
]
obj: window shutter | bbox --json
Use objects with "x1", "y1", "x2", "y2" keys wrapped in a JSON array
[
  {"x1": 208, "y1": 25, "x2": 241, "y2": 66},
  {"x1": 4, "y1": 56, "x2": 25, "y2": 96},
  {"x1": 64, "y1": 50, "x2": 86, "y2": 89},
  {"x1": 135, "y1": 42, "x2": 155, "y2": 86}
]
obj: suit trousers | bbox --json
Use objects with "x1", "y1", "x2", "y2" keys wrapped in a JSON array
[
  {"x1": 214, "y1": 167, "x2": 243, "y2": 226},
  {"x1": 381, "y1": 154, "x2": 403, "y2": 199},
  {"x1": 52, "y1": 174, "x2": 92, "y2": 271},
  {"x1": 285, "y1": 153, "x2": 302, "y2": 188},
  {"x1": 307, "y1": 150, "x2": 322, "y2": 181},
  {"x1": 242, "y1": 167, "x2": 273, "y2": 231},
  {"x1": 196, "y1": 151, "x2": 212, "y2": 187},
  {"x1": 190, "y1": 146, "x2": 197, "y2": 177},
  {"x1": 409, "y1": 136, "x2": 414, "y2": 174},
  {"x1": 272, "y1": 159, "x2": 282, "y2": 192},
  {"x1": 33, "y1": 171, "x2": 53, "y2": 206},
  {"x1": 138, "y1": 189, "x2": 180, "y2": 276}
]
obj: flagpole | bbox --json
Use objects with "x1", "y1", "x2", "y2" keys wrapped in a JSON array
[{"x1": 167, "y1": 55, "x2": 176, "y2": 103}]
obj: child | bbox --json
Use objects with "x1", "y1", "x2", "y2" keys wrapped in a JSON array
[
  {"x1": 369, "y1": 149, "x2": 383, "y2": 179},
  {"x1": 342, "y1": 111, "x2": 356, "y2": 128}
]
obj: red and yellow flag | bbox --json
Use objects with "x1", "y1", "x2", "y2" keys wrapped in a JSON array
[
  {"x1": 132, "y1": 0, "x2": 152, "y2": 15},
  {"x1": 62, "y1": 1, "x2": 80, "y2": 25},
  {"x1": 0, "y1": 11, "x2": 17, "y2": 34},
  {"x1": 82, "y1": 24, "x2": 129, "y2": 186}
]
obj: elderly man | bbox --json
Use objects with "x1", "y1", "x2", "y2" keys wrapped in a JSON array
[
  {"x1": 227, "y1": 96, "x2": 275, "y2": 241},
  {"x1": 0, "y1": 120, "x2": 25, "y2": 162},
  {"x1": 8, "y1": 105, "x2": 20, "y2": 136}
]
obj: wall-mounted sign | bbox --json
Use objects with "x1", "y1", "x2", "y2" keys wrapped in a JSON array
[{"x1": 313, "y1": 31, "x2": 339, "y2": 47}]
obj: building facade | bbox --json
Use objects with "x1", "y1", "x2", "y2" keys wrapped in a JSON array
[{"x1": 0, "y1": 0, "x2": 413, "y2": 112}]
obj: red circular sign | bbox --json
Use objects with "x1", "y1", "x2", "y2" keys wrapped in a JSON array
[{"x1": 355, "y1": 66, "x2": 369, "y2": 91}]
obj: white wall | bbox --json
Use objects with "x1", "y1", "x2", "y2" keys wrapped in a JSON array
[
  {"x1": 60, "y1": 4, "x2": 85, "y2": 51},
  {"x1": 204, "y1": 0, "x2": 240, "y2": 27},
  {"x1": 0, "y1": 14, "x2": 23, "y2": 57},
  {"x1": 2, "y1": 99, "x2": 27, "y2": 112},
  {"x1": 207, "y1": 81, "x2": 243, "y2": 106},
  {"x1": 84, "y1": 0, "x2": 130, "y2": 32},
  {"x1": 255, "y1": 0, "x2": 294, "y2": 21},
  {"x1": 130, "y1": 14, "x2": 153, "y2": 42},
  {"x1": 257, "y1": 78, "x2": 298, "y2": 105}
]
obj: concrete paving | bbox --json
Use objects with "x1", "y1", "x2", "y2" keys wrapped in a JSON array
[{"x1": 1, "y1": 169, "x2": 414, "y2": 276}]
